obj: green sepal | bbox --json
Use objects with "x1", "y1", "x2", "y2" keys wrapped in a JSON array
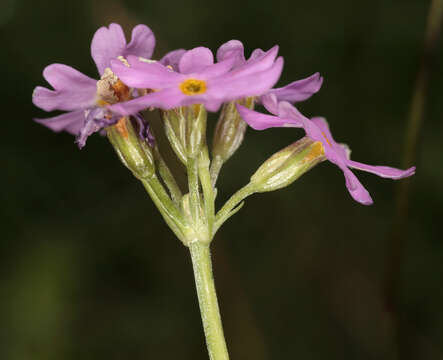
[
  {"x1": 212, "y1": 97, "x2": 254, "y2": 165},
  {"x1": 251, "y1": 137, "x2": 326, "y2": 192},
  {"x1": 161, "y1": 105, "x2": 207, "y2": 164},
  {"x1": 107, "y1": 117, "x2": 155, "y2": 180}
]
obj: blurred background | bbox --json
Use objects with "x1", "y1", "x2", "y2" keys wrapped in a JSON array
[{"x1": 0, "y1": 0, "x2": 442, "y2": 359}]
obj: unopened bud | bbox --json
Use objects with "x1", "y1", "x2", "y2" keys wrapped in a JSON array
[
  {"x1": 107, "y1": 117, "x2": 155, "y2": 179},
  {"x1": 161, "y1": 104, "x2": 207, "y2": 163},
  {"x1": 250, "y1": 137, "x2": 326, "y2": 192},
  {"x1": 212, "y1": 97, "x2": 254, "y2": 163},
  {"x1": 186, "y1": 104, "x2": 207, "y2": 158}
]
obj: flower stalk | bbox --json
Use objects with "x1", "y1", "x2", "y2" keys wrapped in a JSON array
[
  {"x1": 33, "y1": 22, "x2": 418, "y2": 360},
  {"x1": 189, "y1": 241, "x2": 230, "y2": 360}
]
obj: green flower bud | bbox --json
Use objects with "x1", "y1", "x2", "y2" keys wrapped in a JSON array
[
  {"x1": 250, "y1": 137, "x2": 326, "y2": 192},
  {"x1": 161, "y1": 104, "x2": 207, "y2": 163},
  {"x1": 107, "y1": 117, "x2": 155, "y2": 180},
  {"x1": 212, "y1": 97, "x2": 254, "y2": 164},
  {"x1": 186, "y1": 104, "x2": 207, "y2": 158},
  {"x1": 161, "y1": 108, "x2": 188, "y2": 165}
]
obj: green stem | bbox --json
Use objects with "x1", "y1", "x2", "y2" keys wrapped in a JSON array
[
  {"x1": 187, "y1": 156, "x2": 201, "y2": 224},
  {"x1": 189, "y1": 241, "x2": 229, "y2": 360},
  {"x1": 214, "y1": 183, "x2": 256, "y2": 232},
  {"x1": 154, "y1": 146, "x2": 183, "y2": 205},
  {"x1": 140, "y1": 176, "x2": 186, "y2": 243},
  {"x1": 199, "y1": 148, "x2": 215, "y2": 237}
]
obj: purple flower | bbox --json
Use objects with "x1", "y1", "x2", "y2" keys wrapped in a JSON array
[
  {"x1": 237, "y1": 101, "x2": 415, "y2": 205},
  {"x1": 216, "y1": 40, "x2": 323, "y2": 112},
  {"x1": 109, "y1": 45, "x2": 284, "y2": 114},
  {"x1": 33, "y1": 23, "x2": 156, "y2": 148},
  {"x1": 159, "y1": 49, "x2": 187, "y2": 71}
]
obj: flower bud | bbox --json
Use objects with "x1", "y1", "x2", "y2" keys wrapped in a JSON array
[
  {"x1": 186, "y1": 104, "x2": 207, "y2": 158},
  {"x1": 212, "y1": 97, "x2": 254, "y2": 164},
  {"x1": 107, "y1": 116, "x2": 155, "y2": 179},
  {"x1": 250, "y1": 137, "x2": 326, "y2": 192},
  {"x1": 161, "y1": 104, "x2": 207, "y2": 163},
  {"x1": 161, "y1": 108, "x2": 187, "y2": 165}
]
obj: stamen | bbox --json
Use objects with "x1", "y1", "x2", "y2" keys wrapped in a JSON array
[
  {"x1": 179, "y1": 79, "x2": 207, "y2": 96},
  {"x1": 112, "y1": 80, "x2": 131, "y2": 101},
  {"x1": 96, "y1": 99, "x2": 109, "y2": 107}
]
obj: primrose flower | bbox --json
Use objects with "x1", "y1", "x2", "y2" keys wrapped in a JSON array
[
  {"x1": 216, "y1": 40, "x2": 323, "y2": 112},
  {"x1": 109, "y1": 45, "x2": 283, "y2": 114},
  {"x1": 33, "y1": 23, "x2": 156, "y2": 148},
  {"x1": 237, "y1": 101, "x2": 415, "y2": 205}
]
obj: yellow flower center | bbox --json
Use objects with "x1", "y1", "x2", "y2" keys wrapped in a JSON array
[{"x1": 179, "y1": 79, "x2": 207, "y2": 96}]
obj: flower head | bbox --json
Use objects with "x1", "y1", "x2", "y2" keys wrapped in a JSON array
[
  {"x1": 216, "y1": 40, "x2": 323, "y2": 112},
  {"x1": 237, "y1": 101, "x2": 416, "y2": 205},
  {"x1": 32, "y1": 23, "x2": 156, "y2": 148},
  {"x1": 109, "y1": 45, "x2": 284, "y2": 114}
]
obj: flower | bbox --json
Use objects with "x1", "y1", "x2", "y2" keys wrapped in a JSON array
[
  {"x1": 32, "y1": 23, "x2": 156, "y2": 148},
  {"x1": 216, "y1": 39, "x2": 323, "y2": 113},
  {"x1": 109, "y1": 45, "x2": 284, "y2": 114},
  {"x1": 237, "y1": 101, "x2": 416, "y2": 205}
]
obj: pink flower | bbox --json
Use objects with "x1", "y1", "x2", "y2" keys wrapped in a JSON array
[
  {"x1": 109, "y1": 45, "x2": 283, "y2": 114},
  {"x1": 237, "y1": 101, "x2": 415, "y2": 205},
  {"x1": 216, "y1": 39, "x2": 323, "y2": 113},
  {"x1": 33, "y1": 23, "x2": 156, "y2": 147}
]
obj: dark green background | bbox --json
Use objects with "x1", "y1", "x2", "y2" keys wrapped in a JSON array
[{"x1": 1, "y1": 0, "x2": 442, "y2": 359}]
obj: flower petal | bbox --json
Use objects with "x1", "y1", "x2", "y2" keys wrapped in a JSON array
[
  {"x1": 229, "y1": 45, "x2": 279, "y2": 77},
  {"x1": 249, "y1": 48, "x2": 266, "y2": 61},
  {"x1": 76, "y1": 107, "x2": 118, "y2": 148},
  {"x1": 111, "y1": 56, "x2": 182, "y2": 89},
  {"x1": 34, "y1": 109, "x2": 85, "y2": 135},
  {"x1": 125, "y1": 24, "x2": 156, "y2": 60},
  {"x1": 236, "y1": 104, "x2": 301, "y2": 130},
  {"x1": 199, "y1": 57, "x2": 236, "y2": 78},
  {"x1": 32, "y1": 64, "x2": 97, "y2": 112},
  {"x1": 261, "y1": 95, "x2": 311, "y2": 120},
  {"x1": 133, "y1": 113, "x2": 155, "y2": 146},
  {"x1": 179, "y1": 47, "x2": 214, "y2": 74},
  {"x1": 216, "y1": 40, "x2": 246, "y2": 68},
  {"x1": 260, "y1": 93, "x2": 279, "y2": 114},
  {"x1": 347, "y1": 160, "x2": 416, "y2": 179},
  {"x1": 310, "y1": 117, "x2": 333, "y2": 140},
  {"x1": 277, "y1": 101, "x2": 306, "y2": 120},
  {"x1": 336, "y1": 162, "x2": 374, "y2": 205},
  {"x1": 209, "y1": 56, "x2": 284, "y2": 101},
  {"x1": 269, "y1": 72, "x2": 323, "y2": 103},
  {"x1": 202, "y1": 99, "x2": 224, "y2": 112},
  {"x1": 91, "y1": 23, "x2": 127, "y2": 75},
  {"x1": 160, "y1": 49, "x2": 186, "y2": 71},
  {"x1": 110, "y1": 87, "x2": 186, "y2": 114}
]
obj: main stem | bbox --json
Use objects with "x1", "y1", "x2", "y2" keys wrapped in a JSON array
[{"x1": 189, "y1": 241, "x2": 230, "y2": 360}]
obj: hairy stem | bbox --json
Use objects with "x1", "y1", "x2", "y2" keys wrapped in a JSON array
[
  {"x1": 154, "y1": 146, "x2": 183, "y2": 205},
  {"x1": 140, "y1": 176, "x2": 186, "y2": 243},
  {"x1": 187, "y1": 156, "x2": 201, "y2": 224},
  {"x1": 215, "y1": 183, "x2": 256, "y2": 232},
  {"x1": 199, "y1": 147, "x2": 215, "y2": 236},
  {"x1": 189, "y1": 241, "x2": 229, "y2": 360}
]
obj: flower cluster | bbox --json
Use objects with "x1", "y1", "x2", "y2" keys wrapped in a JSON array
[{"x1": 33, "y1": 23, "x2": 415, "y2": 205}]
